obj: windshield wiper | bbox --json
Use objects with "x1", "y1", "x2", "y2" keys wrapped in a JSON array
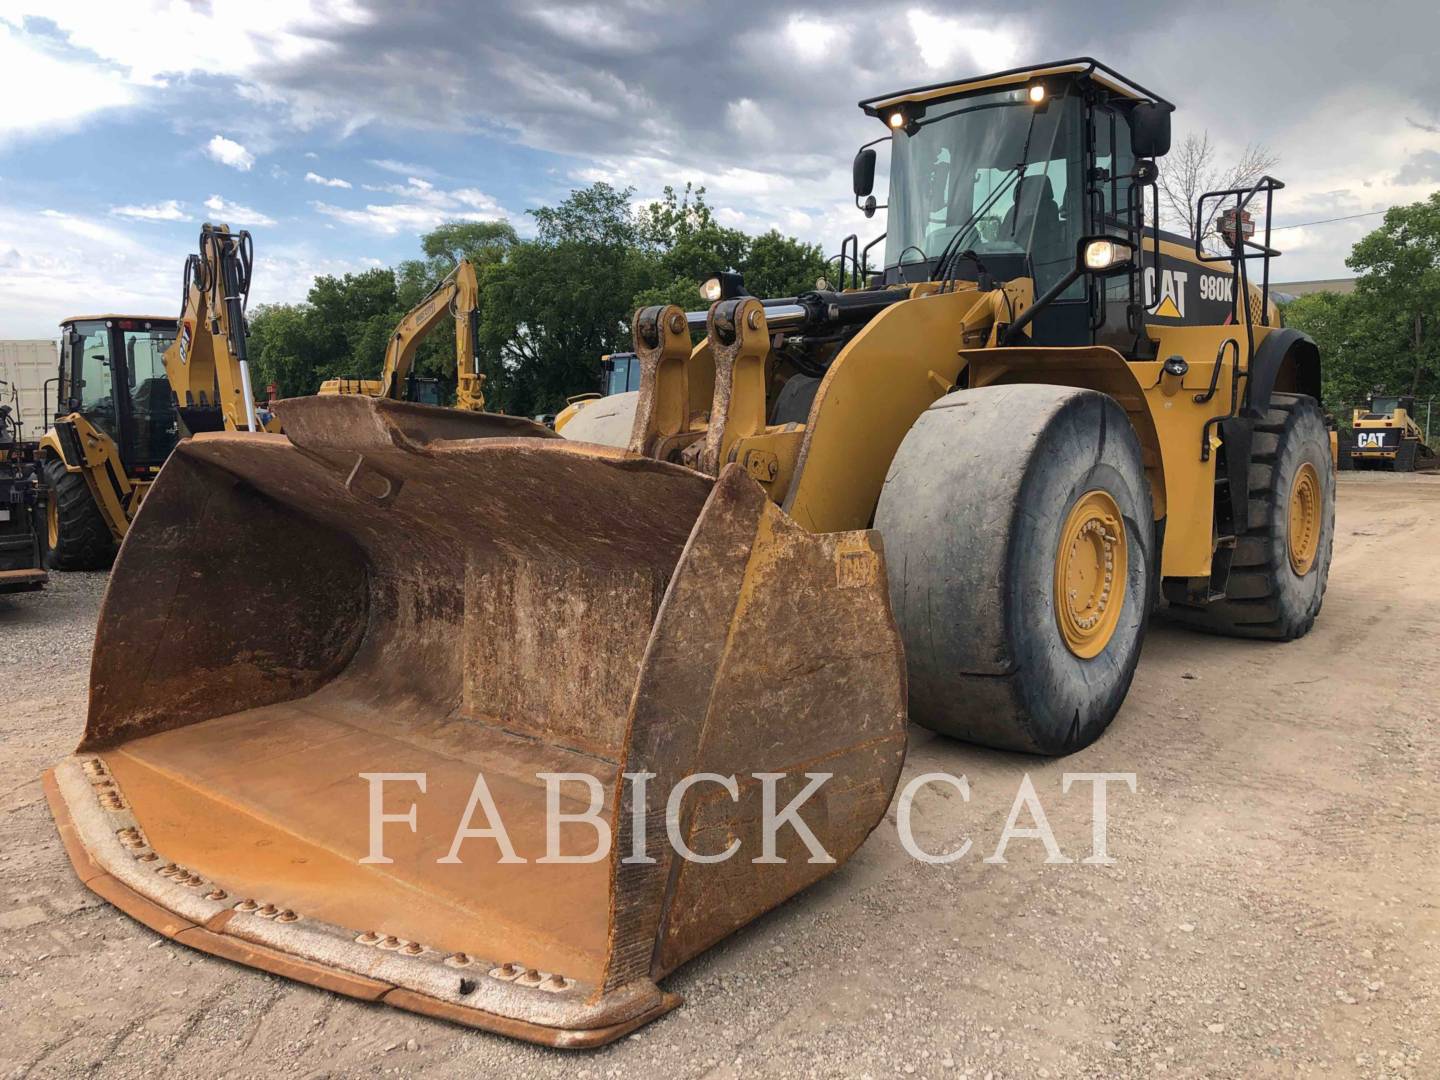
[
  {"x1": 933, "y1": 163, "x2": 1025, "y2": 284},
  {"x1": 935, "y1": 101, "x2": 1043, "y2": 288}
]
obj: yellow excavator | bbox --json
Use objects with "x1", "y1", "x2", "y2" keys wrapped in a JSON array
[
  {"x1": 39, "y1": 224, "x2": 276, "y2": 569},
  {"x1": 47, "y1": 59, "x2": 1333, "y2": 1046},
  {"x1": 318, "y1": 258, "x2": 485, "y2": 410}
]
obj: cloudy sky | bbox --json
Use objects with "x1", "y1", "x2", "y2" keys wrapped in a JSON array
[{"x1": 1, "y1": 0, "x2": 1437, "y2": 338}]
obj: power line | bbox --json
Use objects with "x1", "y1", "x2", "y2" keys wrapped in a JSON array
[{"x1": 1270, "y1": 210, "x2": 1388, "y2": 232}]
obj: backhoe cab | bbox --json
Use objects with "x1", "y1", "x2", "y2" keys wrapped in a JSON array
[{"x1": 48, "y1": 59, "x2": 1333, "y2": 1048}]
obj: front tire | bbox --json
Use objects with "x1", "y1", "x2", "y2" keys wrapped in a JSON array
[
  {"x1": 876, "y1": 385, "x2": 1155, "y2": 755},
  {"x1": 41, "y1": 456, "x2": 116, "y2": 571}
]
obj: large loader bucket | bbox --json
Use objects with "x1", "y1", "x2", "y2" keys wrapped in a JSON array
[{"x1": 46, "y1": 396, "x2": 906, "y2": 1047}]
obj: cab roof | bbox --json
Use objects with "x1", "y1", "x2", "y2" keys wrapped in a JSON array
[
  {"x1": 60, "y1": 314, "x2": 179, "y2": 326},
  {"x1": 859, "y1": 56, "x2": 1172, "y2": 117}
]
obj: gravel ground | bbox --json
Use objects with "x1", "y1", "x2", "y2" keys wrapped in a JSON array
[{"x1": 1, "y1": 472, "x2": 1437, "y2": 1079}]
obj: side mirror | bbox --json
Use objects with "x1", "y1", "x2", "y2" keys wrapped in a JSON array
[
  {"x1": 1129, "y1": 102, "x2": 1172, "y2": 158},
  {"x1": 853, "y1": 147, "x2": 876, "y2": 198}
]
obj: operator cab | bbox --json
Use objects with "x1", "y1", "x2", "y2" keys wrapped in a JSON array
[
  {"x1": 57, "y1": 315, "x2": 180, "y2": 474},
  {"x1": 1363, "y1": 395, "x2": 1410, "y2": 419},
  {"x1": 855, "y1": 59, "x2": 1174, "y2": 350},
  {"x1": 600, "y1": 353, "x2": 641, "y2": 396}
]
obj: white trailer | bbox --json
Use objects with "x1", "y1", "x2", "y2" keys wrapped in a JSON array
[{"x1": 0, "y1": 339, "x2": 57, "y2": 443}]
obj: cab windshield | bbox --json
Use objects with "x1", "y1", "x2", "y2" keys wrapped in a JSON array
[{"x1": 883, "y1": 85, "x2": 1084, "y2": 295}]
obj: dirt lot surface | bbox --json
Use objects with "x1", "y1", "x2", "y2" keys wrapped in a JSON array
[{"x1": 2, "y1": 472, "x2": 1436, "y2": 1079}]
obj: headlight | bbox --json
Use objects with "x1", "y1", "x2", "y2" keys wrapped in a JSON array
[
  {"x1": 1083, "y1": 239, "x2": 1132, "y2": 271},
  {"x1": 1028, "y1": 83, "x2": 1047, "y2": 105},
  {"x1": 699, "y1": 276, "x2": 723, "y2": 302}
]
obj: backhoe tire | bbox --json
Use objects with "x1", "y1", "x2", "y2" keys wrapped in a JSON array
[
  {"x1": 41, "y1": 457, "x2": 116, "y2": 571},
  {"x1": 1394, "y1": 439, "x2": 1417, "y2": 473},
  {"x1": 876, "y1": 385, "x2": 1155, "y2": 755},
  {"x1": 1164, "y1": 393, "x2": 1333, "y2": 641}
]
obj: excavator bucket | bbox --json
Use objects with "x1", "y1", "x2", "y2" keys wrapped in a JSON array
[{"x1": 45, "y1": 396, "x2": 906, "y2": 1048}]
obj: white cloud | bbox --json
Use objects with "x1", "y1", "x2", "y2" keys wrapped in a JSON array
[
  {"x1": 205, "y1": 135, "x2": 255, "y2": 171},
  {"x1": 0, "y1": 204, "x2": 371, "y2": 337},
  {"x1": 905, "y1": 10, "x2": 1023, "y2": 72},
  {"x1": 305, "y1": 171, "x2": 352, "y2": 188},
  {"x1": 111, "y1": 199, "x2": 190, "y2": 222},
  {"x1": 0, "y1": 206, "x2": 177, "y2": 336},
  {"x1": 7, "y1": 2, "x2": 372, "y2": 89},
  {"x1": 311, "y1": 177, "x2": 507, "y2": 234},
  {"x1": 782, "y1": 15, "x2": 847, "y2": 64},
  {"x1": 0, "y1": 22, "x2": 136, "y2": 145},
  {"x1": 367, "y1": 158, "x2": 439, "y2": 178},
  {"x1": 204, "y1": 194, "x2": 277, "y2": 227}
]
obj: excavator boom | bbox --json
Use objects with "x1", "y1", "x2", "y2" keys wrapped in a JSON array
[{"x1": 366, "y1": 259, "x2": 485, "y2": 410}]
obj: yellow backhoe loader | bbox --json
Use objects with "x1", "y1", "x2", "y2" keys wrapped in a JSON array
[
  {"x1": 39, "y1": 224, "x2": 276, "y2": 568},
  {"x1": 318, "y1": 258, "x2": 485, "y2": 410},
  {"x1": 1344, "y1": 392, "x2": 1436, "y2": 471},
  {"x1": 47, "y1": 59, "x2": 1333, "y2": 1046}
]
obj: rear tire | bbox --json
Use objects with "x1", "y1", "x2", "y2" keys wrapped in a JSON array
[
  {"x1": 41, "y1": 456, "x2": 116, "y2": 571},
  {"x1": 876, "y1": 385, "x2": 1155, "y2": 755},
  {"x1": 1164, "y1": 393, "x2": 1333, "y2": 640},
  {"x1": 1395, "y1": 439, "x2": 1417, "y2": 473}
]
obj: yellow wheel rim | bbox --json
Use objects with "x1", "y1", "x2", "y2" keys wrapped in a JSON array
[
  {"x1": 46, "y1": 492, "x2": 59, "y2": 550},
  {"x1": 1055, "y1": 490, "x2": 1128, "y2": 659},
  {"x1": 1287, "y1": 462, "x2": 1321, "y2": 576}
]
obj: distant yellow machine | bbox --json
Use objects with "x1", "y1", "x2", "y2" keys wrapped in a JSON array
[
  {"x1": 1345, "y1": 393, "x2": 1435, "y2": 471},
  {"x1": 318, "y1": 259, "x2": 485, "y2": 410},
  {"x1": 49, "y1": 58, "x2": 1335, "y2": 1047}
]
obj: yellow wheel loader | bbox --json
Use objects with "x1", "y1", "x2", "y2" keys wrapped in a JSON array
[
  {"x1": 318, "y1": 258, "x2": 486, "y2": 410},
  {"x1": 551, "y1": 352, "x2": 639, "y2": 433},
  {"x1": 39, "y1": 224, "x2": 276, "y2": 569},
  {"x1": 47, "y1": 59, "x2": 1333, "y2": 1047},
  {"x1": 1345, "y1": 393, "x2": 1436, "y2": 471}
]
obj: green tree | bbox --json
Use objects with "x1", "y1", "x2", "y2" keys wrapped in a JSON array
[
  {"x1": 479, "y1": 184, "x2": 653, "y2": 414},
  {"x1": 632, "y1": 184, "x2": 828, "y2": 312},
  {"x1": 417, "y1": 220, "x2": 517, "y2": 272},
  {"x1": 304, "y1": 267, "x2": 402, "y2": 380},
  {"x1": 1345, "y1": 193, "x2": 1440, "y2": 398},
  {"x1": 743, "y1": 229, "x2": 827, "y2": 298},
  {"x1": 1284, "y1": 193, "x2": 1440, "y2": 419},
  {"x1": 247, "y1": 302, "x2": 316, "y2": 398},
  {"x1": 247, "y1": 181, "x2": 834, "y2": 412}
]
